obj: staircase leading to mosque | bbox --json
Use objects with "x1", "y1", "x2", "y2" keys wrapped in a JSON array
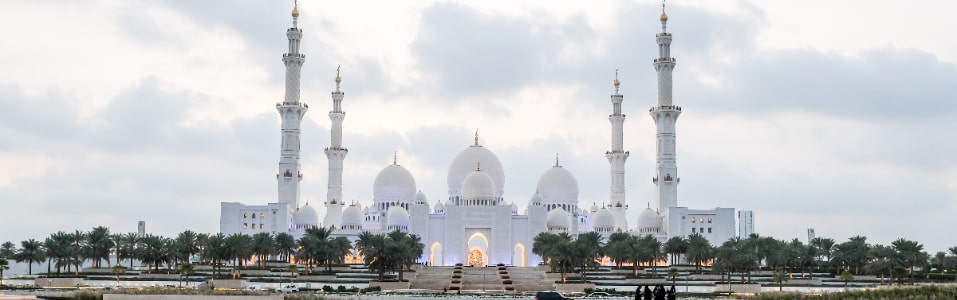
[
  {"x1": 461, "y1": 267, "x2": 502, "y2": 292},
  {"x1": 408, "y1": 266, "x2": 549, "y2": 293},
  {"x1": 409, "y1": 267, "x2": 453, "y2": 291}
]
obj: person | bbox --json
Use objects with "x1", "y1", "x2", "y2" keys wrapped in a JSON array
[
  {"x1": 643, "y1": 286, "x2": 652, "y2": 300},
  {"x1": 635, "y1": 285, "x2": 643, "y2": 300},
  {"x1": 654, "y1": 285, "x2": 665, "y2": 300},
  {"x1": 666, "y1": 285, "x2": 676, "y2": 300},
  {"x1": 443, "y1": 287, "x2": 447, "y2": 294}
]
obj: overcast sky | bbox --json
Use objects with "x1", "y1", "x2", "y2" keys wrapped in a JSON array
[{"x1": 1, "y1": 0, "x2": 956, "y2": 261}]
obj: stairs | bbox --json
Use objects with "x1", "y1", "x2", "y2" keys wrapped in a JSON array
[{"x1": 408, "y1": 267, "x2": 453, "y2": 291}]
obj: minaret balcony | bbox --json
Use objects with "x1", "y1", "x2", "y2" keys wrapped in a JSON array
[
  {"x1": 649, "y1": 105, "x2": 681, "y2": 112},
  {"x1": 654, "y1": 57, "x2": 676, "y2": 63},
  {"x1": 283, "y1": 53, "x2": 305, "y2": 58},
  {"x1": 277, "y1": 102, "x2": 308, "y2": 108}
]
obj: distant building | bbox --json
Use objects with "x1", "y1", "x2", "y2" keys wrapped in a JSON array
[
  {"x1": 737, "y1": 210, "x2": 754, "y2": 237},
  {"x1": 808, "y1": 228, "x2": 816, "y2": 243},
  {"x1": 137, "y1": 221, "x2": 145, "y2": 237}
]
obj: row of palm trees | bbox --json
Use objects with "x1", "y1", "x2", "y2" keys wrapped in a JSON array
[
  {"x1": 531, "y1": 232, "x2": 956, "y2": 285},
  {"x1": 0, "y1": 226, "x2": 425, "y2": 282}
]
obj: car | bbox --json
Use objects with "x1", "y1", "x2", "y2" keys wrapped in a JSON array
[
  {"x1": 245, "y1": 285, "x2": 263, "y2": 291},
  {"x1": 277, "y1": 284, "x2": 299, "y2": 293},
  {"x1": 536, "y1": 291, "x2": 573, "y2": 300},
  {"x1": 586, "y1": 292, "x2": 613, "y2": 298}
]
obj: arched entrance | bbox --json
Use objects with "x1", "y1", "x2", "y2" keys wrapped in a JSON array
[
  {"x1": 466, "y1": 232, "x2": 489, "y2": 267},
  {"x1": 513, "y1": 243, "x2": 527, "y2": 267},
  {"x1": 429, "y1": 242, "x2": 443, "y2": 266}
]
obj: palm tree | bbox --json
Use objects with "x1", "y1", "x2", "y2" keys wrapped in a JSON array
[
  {"x1": 663, "y1": 236, "x2": 688, "y2": 266},
  {"x1": 604, "y1": 232, "x2": 632, "y2": 269},
  {"x1": 772, "y1": 267, "x2": 788, "y2": 291},
  {"x1": 204, "y1": 233, "x2": 227, "y2": 276},
  {"x1": 120, "y1": 232, "x2": 139, "y2": 270},
  {"x1": 110, "y1": 233, "x2": 124, "y2": 267},
  {"x1": 174, "y1": 230, "x2": 199, "y2": 267},
  {"x1": 865, "y1": 244, "x2": 896, "y2": 285},
  {"x1": 251, "y1": 232, "x2": 276, "y2": 269},
  {"x1": 179, "y1": 263, "x2": 195, "y2": 287},
  {"x1": 285, "y1": 264, "x2": 298, "y2": 283},
  {"x1": 224, "y1": 234, "x2": 253, "y2": 268},
  {"x1": 0, "y1": 258, "x2": 9, "y2": 285},
  {"x1": 638, "y1": 235, "x2": 663, "y2": 277},
  {"x1": 14, "y1": 239, "x2": 46, "y2": 275},
  {"x1": 86, "y1": 226, "x2": 113, "y2": 268},
  {"x1": 574, "y1": 232, "x2": 604, "y2": 281},
  {"x1": 0, "y1": 242, "x2": 15, "y2": 259},
  {"x1": 274, "y1": 232, "x2": 297, "y2": 263},
  {"x1": 136, "y1": 234, "x2": 165, "y2": 273},
  {"x1": 532, "y1": 232, "x2": 562, "y2": 272},
  {"x1": 685, "y1": 233, "x2": 712, "y2": 273},
  {"x1": 112, "y1": 265, "x2": 126, "y2": 288},
  {"x1": 891, "y1": 238, "x2": 926, "y2": 285},
  {"x1": 810, "y1": 237, "x2": 836, "y2": 269},
  {"x1": 356, "y1": 231, "x2": 386, "y2": 280},
  {"x1": 69, "y1": 230, "x2": 87, "y2": 274}
]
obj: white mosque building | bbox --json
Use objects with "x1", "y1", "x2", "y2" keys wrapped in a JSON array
[{"x1": 219, "y1": 2, "x2": 740, "y2": 267}]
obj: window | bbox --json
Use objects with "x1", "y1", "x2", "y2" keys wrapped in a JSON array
[
  {"x1": 691, "y1": 228, "x2": 696, "y2": 233},
  {"x1": 260, "y1": 213, "x2": 265, "y2": 219},
  {"x1": 243, "y1": 213, "x2": 248, "y2": 218},
  {"x1": 243, "y1": 223, "x2": 248, "y2": 229},
  {"x1": 700, "y1": 227, "x2": 704, "y2": 233},
  {"x1": 708, "y1": 218, "x2": 712, "y2": 223},
  {"x1": 691, "y1": 218, "x2": 696, "y2": 223},
  {"x1": 699, "y1": 217, "x2": 704, "y2": 223},
  {"x1": 260, "y1": 223, "x2": 264, "y2": 229},
  {"x1": 708, "y1": 228, "x2": 712, "y2": 233}
]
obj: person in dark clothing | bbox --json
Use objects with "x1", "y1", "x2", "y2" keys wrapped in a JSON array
[
  {"x1": 666, "y1": 285, "x2": 676, "y2": 300},
  {"x1": 635, "y1": 285, "x2": 643, "y2": 300},
  {"x1": 643, "y1": 286, "x2": 653, "y2": 300},
  {"x1": 654, "y1": 285, "x2": 666, "y2": 300}
]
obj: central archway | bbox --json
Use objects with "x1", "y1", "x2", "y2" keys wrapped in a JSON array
[
  {"x1": 430, "y1": 242, "x2": 443, "y2": 266},
  {"x1": 466, "y1": 232, "x2": 489, "y2": 267}
]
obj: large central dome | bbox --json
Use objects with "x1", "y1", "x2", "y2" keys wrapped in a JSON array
[
  {"x1": 447, "y1": 134, "x2": 504, "y2": 199},
  {"x1": 373, "y1": 164, "x2": 416, "y2": 206},
  {"x1": 536, "y1": 164, "x2": 579, "y2": 208}
]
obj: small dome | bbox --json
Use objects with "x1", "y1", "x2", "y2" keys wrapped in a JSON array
[
  {"x1": 592, "y1": 208, "x2": 615, "y2": 229},
  {"x1": 528, "y1": 193, "x2": 544, "y2": 207},
  {"x1": 536, "y1": 165, "x2": 579, "y2": 207},
  {"x1": 386, "y1": 206, "x2": 410, "y2": 227},
  {"x1": 373, "y1": 164, "x2": 416, "y2": 205},
  {"x1": 433, "y1": 200, "x2": 445, "y2": 214},
  {"x1": 461, "y1": 169, "x2": 496, "y2": 200},
  {"x1": 295, "y1": 203, "x2": 319, "y2": 226},
  {"x1": 341, "y1": 204, "x2": 363, "y2": 226},
  {"x1": 590, "y1": 203, "x2": 599, "y2": 212},
  {"x1": 636, "y1": 207, "x2": 662, "y2": 230},
  {"x1": 546, "y1": 207, "x2": 570, "y2": 229},
  {"x1": 414, "y1": 190, "x2": 428, "y2": 205}
]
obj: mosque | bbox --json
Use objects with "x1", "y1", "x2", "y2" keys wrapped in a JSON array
[{"x1": 219, "y1": 2, "x2": 740, "y2": 267}]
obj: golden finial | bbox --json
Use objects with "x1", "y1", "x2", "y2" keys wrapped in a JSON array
[
  {"x1": 555, "y1": 153, "x2": 560, "y2": 167},
  {"x1": 613, "y1": 68, "x2": 620, "y2": 88},
  {"x1": 474, "y1": 129, "x2": 479, "y2": 146},
  {"x1": 393, "y1": 151, "x2": 397, "y2": 165},
  {"x1": 476, "y1": 162, "x2": 481, "y2": 171},
  {"x1": 660, "y1": 0, "x2": 668, "y2": 23},
  {"x1": 292, "y1": 0, "x2": 300, "y2": 18},
  {"x1": 335, "y1": 65, "x2": 341, "y2": 84}
]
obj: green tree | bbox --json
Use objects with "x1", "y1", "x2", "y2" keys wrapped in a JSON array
[
  {"x1": 14, "y1": 239, "x2": 46, "y2": 275},
  {"x1": 119, "y1": 232, "x2": 139, "y2": 270},
  {"x1": 251, "y1": 232, "x2": 276, "y2": 269},
  {"x1": 224, "y1": 234, "x2": 253, "y2": 268},
  {"x1": 604, "y1": 232, "x2": 633, "y2": 269},
  {"x1": 179, "y1": 263, "x2": 194, "y2": 287},
  {"x1": 204, "y1": 233, "x2": 227, "y2": 276},
  {"x1": 865, "y1": 244, "x2": 896, "y2": 285},
  {"x1": 112, "y1": 265, "x2": 126, "y2": 288},
  {"x1": 174, "y1": 230, "x2": 199, "y2": 267},
  {"x1": 356, "y1": 231, "x2": 387, "y2": 280},
  {"x1": 638, "y1": 234, "x2": 663, "y2": 277},
  {"x1": 0, "y1": 258, "x2": 9, "y2": 285},
  {"x1": 663, "y1": 236, "x2": 688, "y2": 266},
  {"x1": 274, "y1": 232, "x2": 297, "y2": 263},
  {"x1": 772, "y1": 267, "x2": 788, "y2": 291},
  {"x1": 810, "y1": 237, "x2": 836, "y2": 269},
  {"x1": 667, "y1": 267, "x2": 679, "y2": 285},
  {"x1": 573, "y1": 232, "x2": 604, "y2": 281},
  {"x1": 838, "y1": 269, "x2": 854, "y2": 287},
  {"x1": 685, "y1": 233, "x2": 712, "y2": 273},
  {"x1": 891, "y1": 238, "x2": 927, "y2": 285},
  {"x1": 136, "y1": 234, "x2": 165, "y2": 273},
  {"x1": 285, "y1": 264, "x2": 298, "y2": 283},
  {"x1": 0, "y1": 242, "x2": 15, "y2": 259},
  {"x1": 86, "y1": 226, "x2": 113, "y2": 268}
]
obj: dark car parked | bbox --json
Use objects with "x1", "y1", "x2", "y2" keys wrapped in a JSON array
[{"x1": 536, "y1": 291, "x2": 573, "y2": 300}]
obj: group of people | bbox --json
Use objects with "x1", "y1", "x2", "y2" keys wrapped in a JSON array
[{"x1": 635, "y1": 285, "x2": 676, "y2": 300}]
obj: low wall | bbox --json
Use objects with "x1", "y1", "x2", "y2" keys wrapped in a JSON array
[
  {"x1": 788, "y1": 278, "x2": 822, "y2": 285},
  {"x1": 553, "y1": 283, "x2": 596, "y2": 293},
  {"x1": 34, "y1": 278, "x2": 86, "y2": 287},
  {"x1": 688, "y1": 274, "x2": 724, "y2": 281},
  {"x1": 207, "y1": 279, "x2": 249, "y2": 289},
  {"x1": 368, "y1": 281, "x2": 410, "y2": 291},
  {"x1": 713, "y1": 283, "x2": 761, "y2": 293},
  {"x1": 138, "y1": 274, "x2": 180, "y2": 280},
  {"x1": 624, "y1": 278, "x2": 667, "y2": 285},
  {"x1": 103, "y1": 296, "x2": 282, "y2": 300}
]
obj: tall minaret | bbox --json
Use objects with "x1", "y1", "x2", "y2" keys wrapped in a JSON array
[
  {"x1": 277, "y1": 1, "x2": 308, "y2": 212},
  {"x1": 605, "y1": 70, "x2": 629, "y2": 231},
  {"x1": 650, "y1": 1, "x2": 680, "y2": 228},
  {"x1": 323, "y1": 67, "x2": 348, "y2": 228}
]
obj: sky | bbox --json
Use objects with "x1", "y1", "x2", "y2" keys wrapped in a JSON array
[{"x1": 1, "y1": 0, "x2": 956, "y2": 264}]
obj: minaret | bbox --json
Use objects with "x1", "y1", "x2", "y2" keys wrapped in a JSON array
[
  {"x1": 650, "y1": 1, "x2": 680, "y2": 229},
  {"x1": 323, "y1": 66, "x2": 348, "y2": 228},
  {"x1": 277, "y1": 0, "x2": 308, "y2": 212},
  {"x1": 605, "y1": 70, "x2": 629, "y2": 231}
]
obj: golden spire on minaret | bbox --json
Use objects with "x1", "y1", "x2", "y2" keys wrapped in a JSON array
[
  {"x1": 660, "y1": 0, "x2": 668, "y2": 23},
  {"x1": 474, "y1": 129, "x2": 479, "y2": 146},
  {"x1": 476, "y1": 162, "x2": 481, "y2": 171},
  {"x1": 555, "y1": 153, "x2": 560, "y2": 167},
  {"x1": 292, "y1": 0, "x2": 300, "y2": 18},
  {"x1": 393, "y1": 151, "x2": 398, "y2": 165},
  {"x1": 335, "y1": 65, "x2": 342, "y2": 84},
  {"x1": 613, "y1": 68, "x2": 620, "y2": 88}
]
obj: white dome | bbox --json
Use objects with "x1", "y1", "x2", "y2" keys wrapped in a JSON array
[
  {"x1": 528, "y1": 193, "x2": 544, "y2": 207},
  {"x1": 373, "y1": 164, "x2": 416, "y2": 204},
  {"x1": 546, "y1": 207, "x2": 570, "y2": 229},
  {"x1": 342, "y1": 204, "x2": 363, "y2": 226},
  {"x1": 433, "y1": 201, "x2": 445, "y2": 213},
  {"x1": 386, "y1": 206, "x2": 410, "y2": 227},
  {"x1": 636, "y1": 207, "x2": 662, "y2": 230},
  {"x1": 536, "y1": 165, "x2": 579, "y2": 207},
  {"x1": 461, "y1": 170, "x2": 497, "y2": 200},
  {"x1": 448, "y1": 142, "x2": 504, "y2": 198},
  {"x1": 414, "y1": 190, "x2": 428, "y2": 205},
  {"x1": 294, "y1": 203, "x2": 319, "y2": 226},
  {"x1": 592, "y1": 208, "x2": 615, "y2": 229},
  {"x1": 510, "y1": 203, "x2": 518, "y2": 214}
]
